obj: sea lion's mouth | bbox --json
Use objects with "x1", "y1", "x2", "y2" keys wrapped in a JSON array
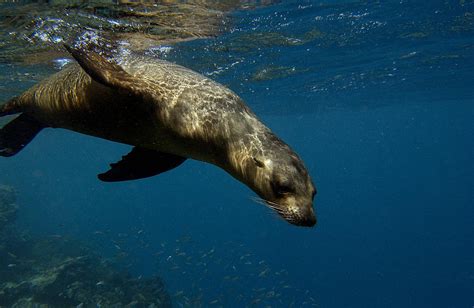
[
  {"x1": 253, "y1": 197, "x2": 316, "y2": 227},
  {"x1": 288, "y1": 212, "x2": 316, "y2": 227}
]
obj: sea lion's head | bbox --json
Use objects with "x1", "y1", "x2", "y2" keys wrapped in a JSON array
[{"x1": 249, "y1": 139, "x2": 317, "y2": 227}]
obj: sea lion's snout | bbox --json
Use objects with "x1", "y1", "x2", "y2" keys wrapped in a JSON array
[
  {"x1": 288, "y1": 203, "x2": 316, "y2": 227},
  {"x1": 300, "y1": 213, "x2": 317, "y2": 227},
  {"x1": 278, "y1": 197, "x2": 316, "y2": 227}
]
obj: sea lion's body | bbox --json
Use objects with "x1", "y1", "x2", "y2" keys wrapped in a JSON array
[
  {"x1": 19, "y1": 59, "x2": 252, "y2": 166},
  {"x1": 1, "y1": 46, "x2": 317, "y2": 226}
]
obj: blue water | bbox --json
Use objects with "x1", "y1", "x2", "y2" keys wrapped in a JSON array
[{"x1": 1, "y1": 1, "x2": 473, "y2": 307}]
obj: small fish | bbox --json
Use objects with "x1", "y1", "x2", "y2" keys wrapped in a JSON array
[
  {"x1": 166, "y1": 255, "x2": 172, "y2": 261},
  {"x1": 114, "y1": 244, "x2": 121, "y2": 250},
  {"x1": 7, "y1": 263, "x2": 16, "y2": 268},
  {"x1": 180, "y1": 235, "x2": 192, "y2": 242},
  {"x1": 209, "y1": 299, "x2": 219, "y2": 304},
  {"x1": 116, "y1": 252, "x2": 128, "y2": 258},
  {"x1": 258, "y1": 268, "x2": 270, "y2": 277},
  {"x1": 137, "y1": 229, "x2": 144, "y2": 234},
  {"x1": 96, "y1": 281, "x2": 105, "y2": 286}
]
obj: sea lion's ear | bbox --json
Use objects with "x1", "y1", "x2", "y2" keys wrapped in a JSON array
[
  {"x1": 64, "y1": 44, "x2": 144, "y2": 97},
  {"x1": 253, "y1": 157, "x2": 265, "y2": 168}
]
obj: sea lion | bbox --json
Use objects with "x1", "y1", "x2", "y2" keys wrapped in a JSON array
[{"x1": 0, "y1": 45, "x2": 317, "y2": 227}]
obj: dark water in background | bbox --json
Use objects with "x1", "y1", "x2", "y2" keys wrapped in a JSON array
[{"x1": 1, "y1": 0, "x2": 473, "y2": 307}]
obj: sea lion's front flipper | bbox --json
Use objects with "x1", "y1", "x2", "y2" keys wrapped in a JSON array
[
  {"x1": 64, "y1": 44, "x2": 144, "y2": 97},
  {"x1": 98, "y1": 147, "x2": 186, "y2": 182},
  {"x1": 0, "y1": 114, "x2": 45, "y2": 157}
]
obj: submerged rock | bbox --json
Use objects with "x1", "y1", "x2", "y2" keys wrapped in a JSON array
[
  {"x1": 0, "y1": 185, "x2": 171, "y2": 307},
  {"x1": 1, "y1": 255, "x2": 171, "y2": 307}
]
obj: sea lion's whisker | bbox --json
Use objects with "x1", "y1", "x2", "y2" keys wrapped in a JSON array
[
  {"x1": 250, "y1": 197, "x2": 270, "y2": 207},
  {"x1": 266, "y1": 200, "x2": 281, "y2": 207},
  {"x1": 269, "y1": 211, "x2": 287, "y2": 222},
  {"x1": 250, "y1": 197, "x2": 284, "y2": 214}
]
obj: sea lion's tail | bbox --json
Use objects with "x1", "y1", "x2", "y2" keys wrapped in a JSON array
[{"x1": 1, "y1": 98, "x2": 45, "y2": 157}]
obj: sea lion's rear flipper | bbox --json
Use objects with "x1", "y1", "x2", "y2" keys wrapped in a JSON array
[
  {"x1": 98, "y1": 147, "x2": 186, "y2": 182},
  {"x1": 64, "y1": 44, "x2": 144, "y2": 97},
  {"x1": 0, "y1": 114, "x2": 45, "y2": 157},
  {"x1": 0, "y1": 97, "x2": 21, "y2": 117}
]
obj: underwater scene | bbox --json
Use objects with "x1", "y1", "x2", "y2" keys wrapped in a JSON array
[{"x1": 0, "y1": 0, "x2": 473, "y2": 307}]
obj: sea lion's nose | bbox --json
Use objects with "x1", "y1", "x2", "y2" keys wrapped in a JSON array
[
  {"x1": 301, "y1": 212, "x2": 316, "y2": 227},
  {"x1": 294, "y1": 206, "x2": 316, "y2": 227}
]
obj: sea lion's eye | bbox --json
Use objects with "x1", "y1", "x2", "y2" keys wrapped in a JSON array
[
  {"x1": 273, "y1": 181, "x2": 294, "y2": 197},
  {"x1": 253, "y1": 157, "x2": 265, "y2": 168}
]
